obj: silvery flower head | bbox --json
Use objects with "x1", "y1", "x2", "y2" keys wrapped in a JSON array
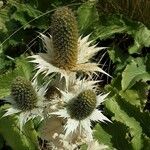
[
  {"x1": 50, "y1": 78, "x2": 111, "y2": 141},
  {"x1": 29, "y1": 7, "x2": 110, "y2": 87},
  {"x1": 2, "y1": 76, "x2": 47, "y2": 129}
]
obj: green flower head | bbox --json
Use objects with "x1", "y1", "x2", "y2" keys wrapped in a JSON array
[
  {"x1": 51, "y1": 7, "x2": 78, "y2": 70},
  {"x1": 11, "y1": 76, "x2": 38, "y2": 111},
  {"x1": 67, "y1": 90, "x2": 97, "y2": 120}
]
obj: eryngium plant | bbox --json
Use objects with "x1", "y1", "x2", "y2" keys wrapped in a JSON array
[
  {"x1": 3, "y1": 76, "x2": 47, "y2": 129},
  {"x1": 29, "y1": 7, "x2": 109, "y2": 87}
]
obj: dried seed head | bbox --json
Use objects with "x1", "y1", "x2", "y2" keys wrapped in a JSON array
[
  {"x1": 51, "y1": 7, "x2": 78, "y2": 70},
  {"x1": 11, "y1": 76, "x2": 38, "y2": 111},
  {"x1": 67, "y1": 90, "x2": 96, "y2": 120}
]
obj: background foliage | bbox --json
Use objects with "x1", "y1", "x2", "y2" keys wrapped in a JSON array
[{"x1": 0, "y1": 0, "x2": 150, "y2": 149}]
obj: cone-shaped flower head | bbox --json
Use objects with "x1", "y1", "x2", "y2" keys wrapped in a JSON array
[
  {"x1": 29, "y1": 7, "x2": 110, "y2": 87},
  {"x1": 3, "y1": 76, "x2": 47, "y2": 129},
  {"x1": 51, "y1": 7, "x2": 78, "y2": 70},
  {"x1": 11, "y1": 76, "x2": 38, "y2": 111},
  {"x1": 67, "y1": 90, "x2": 96, "y2": 120}
]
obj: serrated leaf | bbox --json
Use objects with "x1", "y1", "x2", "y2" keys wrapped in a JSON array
[
  {"x1": 116, "y1": 98, "x2": 150, "y2": 138},
  {"x1": 119, "y1": 81, "x2": 148, "y2": 108},
  {"x1": 94, "y1": 121, "x2": 132, "y2": 150},
  {"x1": 94, "y1": 24, "x2": 127, "y2": 40},
  {"x1": 129, "y1": 25, "x2": 150, "y2": 54},
  {"x1": 23, "y1": 120, "x2": 39, "y2": 148},
  {"x1": 10, "y1": 1, "x2": 42, "y2": 29},
  {"x1": 105, "y1": 95, "x2": 143, "y2": 150},
  {"x1": 121, "y1": 58, "x2": 150, "y2": 90}
]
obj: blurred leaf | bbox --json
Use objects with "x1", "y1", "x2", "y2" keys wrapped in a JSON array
[
  {"x1": 94, "y1": 124, "x2": 113, "y2": 148},
  {"x1": 105, "y1": 95, "x2": 143, "y2": 150},
  {"x1": 0, "y1": 134, "x2": 4, "y2": 149},
  {"x1": 119, "y1": 82, "x2": 148, "y2": 108},
  {"x1": 94, "y1": 121, "x2": 132, "y2": 150},
  {"x1": 0, "y1": 105, "x2": 38, "y2": 150},
  {"x1": 128, "y1": 25, "x2": 150, "y2": 54},
  {"x1": 121, "y1": 58, "x2": 150, "y2": 90},
  {"x1": 77, "y1": 2, "x2": 99, "y2": 34}
]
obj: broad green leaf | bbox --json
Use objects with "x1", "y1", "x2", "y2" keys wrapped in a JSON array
[
  {"x1": 0, "y1": 105, "x2": 38, "y2": 150},
  {"x1": 119, "y1": 82, "x2": 148, "y2": 108},
  {"x1": 142, "y1": 134, "x2": 150, "y2": 150},
  {"x1": 94, "y1": 121, "x2": 132, "y2": 150},
  {"x1": 94, "y1": 124, "x2": 113, "y2": 148},
  {"x1": 116, "y1": 98, "x2": 150, "y2": 138},
  {"x1": 23, "y1": 120, "x2": 39, "y2": 148},
  {"x1": 121, "y1": 58, "x2": 150, "y2": 90},
  {"x1": 105, "y1": 95, "x2": 143, "y2": 150},
  {"x1": 128, "y1": 25, "x2": 150, "y2": 54},
  {"x1": 94, "y1": 24, "x2": 127, "y2": 40}
]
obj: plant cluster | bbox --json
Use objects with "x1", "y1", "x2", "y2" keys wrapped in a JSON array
[{"x1": 0, "y1": 0, "x2": 150, "y2": 150}]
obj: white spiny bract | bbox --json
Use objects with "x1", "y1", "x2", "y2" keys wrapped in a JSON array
[
  {"x1": 2, "y1": 76, "x2": 47, "y2": 129},
  {"x1": 29, "y1": 7, "x2": 109, "y2": 88}
]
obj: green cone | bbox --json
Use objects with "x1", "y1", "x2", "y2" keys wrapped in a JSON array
[
  {"x1": 51, "y1": 7, "x2": 78, "y2": 70},
  {"x1": 11, "y1": 76, "x2": 38, "y2": 111},
  {"x1": 67, "y1": 90, "x2": 97, "y2": 120}
]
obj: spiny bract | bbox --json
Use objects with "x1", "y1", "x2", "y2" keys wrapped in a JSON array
[
  {"x1": 67, "y1": 90, "x2": 96, "y2": 120},
  {"x1": 51, "y1": 7, "x2": 78, "y2": 70},
  {"x1": 11, "y1": 76, "x2": 38, "y2": 111}
]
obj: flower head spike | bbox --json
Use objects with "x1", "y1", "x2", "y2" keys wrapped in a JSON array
[
  {"x1": 29, "y1": 7, "x2": 110, "y2": 87},
  {"x1": 2, "y1": 76, "x2": 47, "y2": 129},
  {"x1": 50, "y1": 79, "x2": 111, "y2": 140}
]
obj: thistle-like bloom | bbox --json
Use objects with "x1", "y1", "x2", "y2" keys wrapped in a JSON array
[
  {"x1": 29, "y1": 7, "x2": 109, "y2": 87},
  {"x1": 3, "y1": 76, "x2": 47, "y2": 129},
  {"x1": 50, "y1": 79, "x2": 111, "y2": 140}
]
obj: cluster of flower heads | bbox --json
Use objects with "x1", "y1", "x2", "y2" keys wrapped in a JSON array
[{"x1": 3, "y1": 7, "x2": 111, "y2": 150}]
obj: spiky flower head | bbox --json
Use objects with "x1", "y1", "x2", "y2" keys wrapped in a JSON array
[
  {"x1": 50, "y1": 79, "x2": 111, "y2": 140},
  {"x1": 11, "y1": 76, "x2": 38, "y2": 111},
  {"x1": 29, "y1": 7, "x2": 110, "y2": 88},
  {"x1": 67, "y1": 90, "x2": 96, "y2": 120},
  {"x1": 3, "y1": 76, "x2": 47, "y2": 129},
  {"x1": 51, "y1": 7, "x2": 78, "y2": 70}
]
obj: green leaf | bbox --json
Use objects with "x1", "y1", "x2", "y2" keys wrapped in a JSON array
[
  {"x1": 105, "y1": 95, "x2": 143, "y2": 150},
  {"x1": 10, "y1": 1, "x2": 42, "y2": 29},
  {"x1": 94, "y1": 121, "x2": 132, "y2": 150},
  {"x1": 119, "y1": 82, "x2": 148, "y2": 108},
  {"x1": 121, "y1": 58, "x2": 150, "y2": 90},
  {"x1": 23, "y1": 120, "x2": 39, "y2": 147},
  {"x1": 15, "y1": 56, "x2": 33, "y2": 80},
  {"x1": 77, "y1": 2, "x2": 99, "y2": 34},
  {"x1": 94, "y1": 124, "x2": 113, "y2": 148},
  {"x1": 0, "y1": 105, "x2": 38, "y2": 150},
  {"x1": 94, "y1": 23, "x2": 127, "y2": 40},
  {"x1": 116, "y1": 98, "x2": 150, "y2": 138},
  {"x1": 128, "y1": 25, "x2": 150, "y2": 54}
]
